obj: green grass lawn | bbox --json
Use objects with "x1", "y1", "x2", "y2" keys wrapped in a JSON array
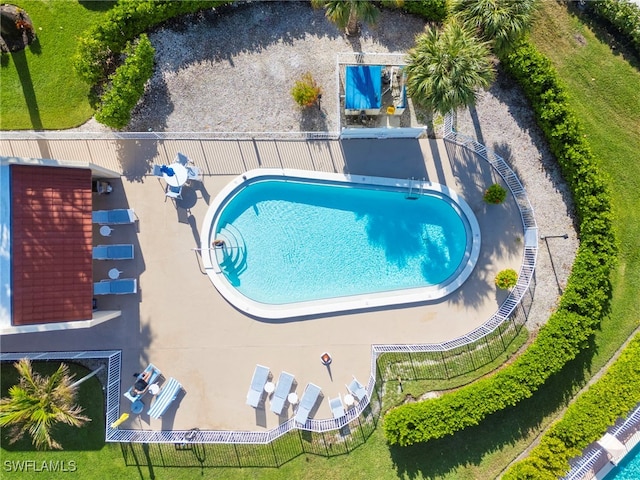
[
  {"x1": 2, "y1": 3, "x2": 640, "y2": 479},
  {"x1": 0, "y1": 1, "x2": 113, "y2": 130}
]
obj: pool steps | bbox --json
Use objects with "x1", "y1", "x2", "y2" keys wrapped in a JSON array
[{"x1": 215, "y1": 224, "x2": 247, "y2": 276}]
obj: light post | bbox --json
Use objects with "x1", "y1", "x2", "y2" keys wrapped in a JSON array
[{"x1": 540, "y1": 233, "x2": 569, "y2": 294}]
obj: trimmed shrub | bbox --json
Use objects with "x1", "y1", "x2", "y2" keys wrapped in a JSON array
[
  {"x1": 95, "y1": 35, "x2": 155, "y2": 129},
  {"x1": 483, "y1": 183, "x2": 507, "y2": 203},
  {"x1": 495, "y1": 269, "x2": 518, "y2": 289},
  {"x1": 588, "y1": 0, "x2": 640, "y2": 57},
  {"x1": 383, "y1": 40, "x2": 616, "y2": 447},
  {"x1": 503, "y1": 333, "x2": 640, "y2": 479},
  {"x1": 387, "y1": 0, "x2": 447, "y2": 22},
  {"x1": 290, "y1": 72, "x2": 322, "y2": 108},
  {"x1": 73, "y1": 0, "x2": 230, "y2": 85}
]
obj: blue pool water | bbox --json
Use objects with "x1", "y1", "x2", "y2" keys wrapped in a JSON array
[
  {"x1": 606, "y1": 443, "x2": 640, "y2": 479},
  {"x1": 215, "y1": 179, "x2": 469, "y2": 305}
]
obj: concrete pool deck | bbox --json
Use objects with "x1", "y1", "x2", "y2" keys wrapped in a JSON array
[{"x1": 0, "y1": 136, "x2": 524, "y2": 432}]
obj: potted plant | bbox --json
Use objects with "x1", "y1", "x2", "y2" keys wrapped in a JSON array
[
  {"x1": 495, "y1": 269, "x2": 518, "y2": 290},
  {"x1": 291, "y1": 72, "x2": 322, "y2": 108},
  {"x1": 483, "y1": 183, "x2": 507, "y2": 204}
]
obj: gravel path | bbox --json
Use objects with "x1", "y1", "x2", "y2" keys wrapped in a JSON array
[{"x1": 77, "y1": 1, "x2": 578, "y2": 330}]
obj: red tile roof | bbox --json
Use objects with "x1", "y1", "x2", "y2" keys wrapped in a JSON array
[{"x1": 11, "y1": 165, "x2": 93, "y2": 325}]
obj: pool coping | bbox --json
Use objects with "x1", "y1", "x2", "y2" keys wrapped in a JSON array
[{"x1": 200, "y1": 168, "x2": 481, "y2": 319}]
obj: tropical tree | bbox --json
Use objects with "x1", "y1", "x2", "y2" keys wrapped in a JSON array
[
  {"x1": 450, "y1": 0, "x2": 537, "y2": 57},
  {"x1": 405, "y1": 19, "x2": 495, "y2": 117},
  {"x1": 0, "y1": 359, "x2": 90, "y2": 450},
  {"x1": 312, "y1": 0, "x2": 402, "y2": 36}
]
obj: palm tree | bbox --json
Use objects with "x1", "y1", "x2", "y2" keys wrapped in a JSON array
[
  {"x1": 312, "y1": 0, "x2": 402, "y2": 36},
  {"x1": 0, "y1": 359, "x2": 90, "y2": 450},
  {"x1": 450, "y1": 0, "x2": 537, "y2": 57},
  {"x1": 405, "y1": 19, "x2": 495, "y2": 117}
]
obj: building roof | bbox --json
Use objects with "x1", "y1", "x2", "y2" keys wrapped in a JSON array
[{"x1": 11, "y1": 165, "x2": 93, "y2": 325}]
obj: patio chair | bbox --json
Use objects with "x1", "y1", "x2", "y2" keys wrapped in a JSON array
[
  {"x1": 246, "y1": 364, "x2": 270, "y2": 408},
  {"x1": 186, "y1": 165, "x2": 203, "y2": 183},
  {"x1": 329, "y1": 394, "x2": 345, "y2": 419},
  {"x1": 346, "y1": 376, "x2": 367, "y2": 401},
  {"x1": 124, "y1": 363, "x2": 162, "y2": 403},
  {"x1": 92, "y1": 209, "x2": 136, "y2": 225},
  {"x1": 93, "y1": 244, "x2": 134, "y2": 260},
  {"x1": 294, "y1": 382, "x2": 322, "y2": 425},
  {"x1": 152, "y1": 164, "x2": 163, "y2": 177},
  {"x1": 148, "y1": 377, "x2": 183, "y2": 419},
  {"x1": 93, "y1": 278, "x2": 137, "y2": 295},
  {"x1": 175, "y1": 152, "x2": 190, "y2": 166},
  {"x1": 269, "y1": 371, "x2": 295, "y2": 415},
  {"x1": 165, "y1": 184, "x2": 182, "y2": 200}
]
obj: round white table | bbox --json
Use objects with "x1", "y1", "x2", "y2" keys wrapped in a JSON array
[
  {"x1": 163, "y1": 163, "x2": 188, "y2": 187},
  {"x1": 148, "y1": 384, "x2": 160, "y2": 395},
  {"x1": 99, "y1": 225, "x2": 112, "y2": 237},
  {"x1": 287, "y1": 392, "x2": 298, "y2": 405},
  {"x1": 343, "y1": 394, "x2": 355, "y2": 407},
  {"x1": 264, "y1": 382, "x2": 275, "y2": 394},
  {"x1": 108, "y1": 268, "x2": 121, "y2": 280}
]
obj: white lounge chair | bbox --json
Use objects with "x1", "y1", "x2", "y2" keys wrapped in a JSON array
[
  {"x1": 92, "y1": 209, "x2": 136, "y2": 225},
  {"x1": 92, "y1": 244, "x2": 134, "y2": 260},
  {"x1": 294, "y1": 382, "x2": 322, "y2": 425},
  {"x1": 269, "y1": 371, "x2": 295, "y2": 415},
  {"x1": 246, "y1": 364, "x2": 270, "y2": 408},
  {"x1": 329, "y1": 394, "x2": 345, "y2": 419},
  {"x1": 148, "y1": 377, "x2": 183, "y2": 419},
  {"x1": 123, "y1": 363, "x2": 162, "y2": 403},
  {"x1": 93, "y1": 278, "x2": 137, "y2": 295},
  {"x1": 346, "y1": 376, "x2": 367, "y2": 401}
]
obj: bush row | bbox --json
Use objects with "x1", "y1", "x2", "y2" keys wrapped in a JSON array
[
  {"x1": 382, "y1": 40, "x2": 616, "y2": 446},
  {"x1": 503, "y1": 332, "x2": 640, "y2": 479},
  {"x1": 73, "y1": 0, "x2": 230, "y2": 85},
  {"x1": 95, "y1": 35, "x2": 155, "y2": 129},
  {"x1": 389, "y1": 0, "x2": 447, "y2": 22},
  {"x1": 588, "y1": 0, "x2": 640, "y2": 57}
]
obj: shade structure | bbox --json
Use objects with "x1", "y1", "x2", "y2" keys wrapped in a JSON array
[{"x1": 345, "y1": 65, "x2": 382, "y2": 113}]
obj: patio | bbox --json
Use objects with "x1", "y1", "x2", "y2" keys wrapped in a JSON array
[{"x1": 0, "y1": 136, "x2": 524, "y2": 432}]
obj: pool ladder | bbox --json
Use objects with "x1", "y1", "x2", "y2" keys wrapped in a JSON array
[{"x1": 406, "y1": 177, "x2": 425, "y2": 200}]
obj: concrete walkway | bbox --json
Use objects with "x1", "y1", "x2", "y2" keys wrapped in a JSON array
[{"x1": 0, "y1": 137, "x2": 523, "y2": 431}]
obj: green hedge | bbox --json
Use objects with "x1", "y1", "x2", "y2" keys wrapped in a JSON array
[
  {"x1": 588, "y1": 0, "x2": 640, "y2": 57},
  {"x1": 503, "y1": 332, "x2": 640, "y2": 479},
  {"x1": 73, "y1": 0, "x2": 230, "y2": 85},
  {"x1": 94, "y1": 35, "x2": 155, "y2": 129},
  {"x1": 390, "y1": 0, "x2": 447, "y2": 22},
  {"x1": 383, "y1": 40, "x2": 616, "y2": 446}
]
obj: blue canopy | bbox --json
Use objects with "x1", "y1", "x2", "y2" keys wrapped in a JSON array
[{"x1": 345, "y1": 65, "x2": 382, "y2": 111}]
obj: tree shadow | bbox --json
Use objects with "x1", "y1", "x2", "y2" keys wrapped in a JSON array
[{"x1": 10, "y1": 49, "x2": 42, "y2": 130}]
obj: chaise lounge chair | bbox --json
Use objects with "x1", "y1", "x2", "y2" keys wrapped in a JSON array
[
  {"x1": 246, "y1": 364, "x2": 270, "y2": 408},
  {"x1": 94, "y1": 278, "x2": 137, "y2": 295},
  {"x1": 124, "y1": 363, "x2": 162, "y2": 403},
  {"x1": 294, "y1": 382, "x2": 322, "y2": 426},
  {"x1": 148, "y1": 377, "x2": 183, "y2": 419},
  {"x1": 346, "y1": 376, "x2": 367, "y2": 401},
  {"x1": 329, "y1": 394, "x2": 345, "y2": 419},
  {"x1": 93, "y1": 244, "x2": 134, "y2": 260},
  {"x1": 92, "y1": 209, "x2": 136, "y2": 225},
  {"x1": 269, "y1": 371, "x2": 295, "y2": 415}
]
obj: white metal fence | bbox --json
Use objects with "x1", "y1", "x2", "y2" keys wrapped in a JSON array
[{"x1": 1, "y1": 112, "x2": 538, "y2": 446}]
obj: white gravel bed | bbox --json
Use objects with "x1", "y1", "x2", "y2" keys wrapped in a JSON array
[{"x1": 74, "y1": 2, "x2": 578, "y2": 330}]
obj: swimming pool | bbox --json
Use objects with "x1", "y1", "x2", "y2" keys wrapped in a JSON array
[
  {"x1": 201, "y1": 169, "x2": 481, "y2": 318},
  {"x1": 605, "y1": 442, "x2": 640, "y2": 479}
]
